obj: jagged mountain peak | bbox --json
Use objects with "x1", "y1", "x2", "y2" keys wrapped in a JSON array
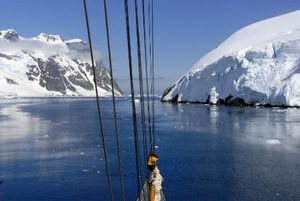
[
  {"x1": 36, "y1": 33, "x2": 64, "y2": 43},
  {"x1": 0, "y1": 29, "x2": 20, "y2": 42},
  {"x1": 0, "y1": 29, "x2": 123, "y2": 98}
]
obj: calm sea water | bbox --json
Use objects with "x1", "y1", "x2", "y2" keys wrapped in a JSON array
[{"x1": 1, "y1": 97, "x2": 300, "y2": 201}]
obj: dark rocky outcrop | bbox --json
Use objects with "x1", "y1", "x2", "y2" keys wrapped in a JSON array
[
  {"x1": 24, "y1": 56, "x2": 123, "y2": 95},
  {"x1": 3, "y1": 30, "x2": 19, "y2": 42},
  {"x1": 161, "y1": 93, "x2": 294, "y2": 108}
]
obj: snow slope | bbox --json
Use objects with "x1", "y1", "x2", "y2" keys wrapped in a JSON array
[
  {"x1": 162, "y1": 10, "x2": 300, "y2": 106},
  {"x1": 0, "y1": 29, "x2": 123, "y2": 98}
]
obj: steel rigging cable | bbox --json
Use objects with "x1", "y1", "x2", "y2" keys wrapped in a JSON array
[
  {"x1": 123, "y1": 0, "x2": 143, "y2": 196},
  {"x1": 134, "y1": 0, "x2": 149, "y2": 182},
  {"x1": 83, "y1": 0, "x2": 156, "y2": 200},
  {"x1": 102, "y1": 0, "x2": 126, "y2": 200},
  {"x1": 83, "y1": 0, "x2": 114, "y2": 200}
]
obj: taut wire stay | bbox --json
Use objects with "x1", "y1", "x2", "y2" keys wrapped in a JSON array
[
  {"x1": 83, "y1": 0, "x2": 114, "y2": 200},
  {"x1": 134, "y1": 0, "x2": 149, "y2": 183},
  {"x1": 83, "y1": 0, "x2": 164, "y2": 200},
  {"x1": 123, "y1": 0, "x2": 143, "y2": 197},
  {"x1": 103, "y1": 0, "x2": 126, "y2": 200}
]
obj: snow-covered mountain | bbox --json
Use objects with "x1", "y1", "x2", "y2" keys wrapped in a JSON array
[
  {"x1": 0, "y1": 29, "x2": 123, "y2": 97},
  {"x1": 162, "y1": 10, "x2": 300, "y2": 107}
]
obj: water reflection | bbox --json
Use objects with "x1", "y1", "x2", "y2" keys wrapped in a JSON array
[
  {"x1": 159, "y1": 103, "x2": 300, "y2": 150},
  {"x1": 0, "y1": 104, "x2": 50, "y2": 159},
  {"x1": 158, "y1": 103, "x2": 300, "y2": 200},
  {"x1": 2, "y1": 99, "x2": 300, "y2": 200},
  {"x1": 0, "y1": 100, "x2": 106, "y2": 201}
]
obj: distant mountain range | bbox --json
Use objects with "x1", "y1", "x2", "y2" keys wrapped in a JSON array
[
  {"x1": 162, "y1": 10, "x2": 300, "y2": 107},
  {"x1": 0, "y1": 29, "x2": 123, "y2": 97}
]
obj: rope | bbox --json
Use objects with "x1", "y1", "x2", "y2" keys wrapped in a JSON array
[
  {"x1": 149, "y1": 0, "x2": 156, "y2": 151},
  {"x1": 123, "y1": 0, "x2": 142, "y2": 197},
  {"x1": 141, "y1": 0, "x2": 150, "y2": 175},
  {"x1": 84, "y1": 1, "x2": 158, "y2": 200},
  {"x1": 144, "y1": 0, "x2": 155, "y2": 152},
  {"x1": 143, "y1": 0, "x2": 156, "y2": 152},
  {"x1": 83, "y1": 1, "x2": 114, "y2": 201},
  {"x1": 141, "y1": 0, "x2": 156, "y2": 175},
  {"x1": 134, "y1": 0, "x2": 148, "y2": 182},
  {"x1": 103, "y1": 0, "x2": 126, "y2": 200}
]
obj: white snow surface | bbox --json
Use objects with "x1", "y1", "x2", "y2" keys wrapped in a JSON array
[
  {"x1": 162, "y1": 10, "x2": 300, "y2": 106},
  {"x1": 0, "y1": 30, "x2": 116, "y2": 98}
]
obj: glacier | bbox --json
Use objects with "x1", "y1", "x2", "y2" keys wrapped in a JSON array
[
  {"x1": 161, "y1": 10, "x2": 300, "y2": 107},
  {"x1": 0, "y1": 29, "x2": 123, "y2": 98}
]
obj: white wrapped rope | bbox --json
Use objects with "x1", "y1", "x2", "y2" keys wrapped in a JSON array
[
  {"x1": 150, "y1": 167, "x2": 164, "y2": 201},
  {"x1": 136, "y1": 166, "x2": 166, "y2": 201}
]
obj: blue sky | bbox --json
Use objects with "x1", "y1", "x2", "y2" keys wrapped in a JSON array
[{"x1": 0, "y1": 1, "x2": 299, "y2": 94}]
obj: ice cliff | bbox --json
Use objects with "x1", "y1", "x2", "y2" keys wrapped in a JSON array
[{"x1": 162, "y1": 10, "x2": 300, "y2": 107}]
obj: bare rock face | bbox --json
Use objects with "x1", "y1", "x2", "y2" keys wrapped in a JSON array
[
  {"x1": 2, "y1": 29, "x2": 20, "y2": 42},
  {"x1": 0, "y1": 30, "x2": 123, "y2": 97}
]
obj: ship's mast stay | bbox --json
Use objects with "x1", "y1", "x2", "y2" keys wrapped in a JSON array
[{"x1": 83, "y1": 0, "x2": 163, "y2": 200}]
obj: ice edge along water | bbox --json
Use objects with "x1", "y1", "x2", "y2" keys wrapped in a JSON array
[{"x1": 162, "y1": 10, "x2": 300, "y2": 107}]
